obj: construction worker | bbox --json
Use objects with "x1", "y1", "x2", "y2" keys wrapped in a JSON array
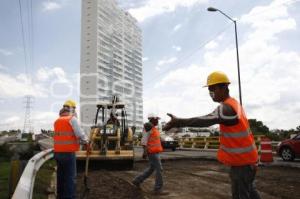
[
  {"x1": 106, "y1": 112, "x2": 120, "y2": 127},
  {"x1": 132, "y1": 114, "x2": 169, "y2": 195},
  {"x1": 163, "y1": 71, "x2": 261, "y2": 199},
  {"x1": 63, "y1": 100, "x2": 77, "y2": 117},
  {"x1": 53, "y1": 100, "x2": 88, "y2": 199}
]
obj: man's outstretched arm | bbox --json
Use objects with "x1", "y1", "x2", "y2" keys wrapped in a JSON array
[{"x1": 163, "y1": 103, "x2": 238, "y2": 131}]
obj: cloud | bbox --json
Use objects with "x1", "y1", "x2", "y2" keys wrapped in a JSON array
[
  {"x1": 205, "y1": 41, "x2": 218, "y2": 50},
  {"x1": 0, "y1": 66, "x2": 73, "y2": 98},
  {"x1": 240, "y1": 1, "x2": 296, "y2": 42},
  {"x1": 172, "y1": 45, "x2": 182, "y2": 52},
  {"x1": 42, "y1": 1, "x2": 62, "y2": 12},
  {"x1": 0, "y1": 49, "x2": 13, "y2": 56},
  {"x1": 142, "y1": 57, "x2": 149, "y2": 62},
  {"x1": 156, "y1": 57, "x2": 178, "y2": 70},
  {"x1": 144, "y1": 64, "x2": 216, "y2": 123},
  {"x1": 149, "y1": 0, "x2": 300, "y2": 129},
  {"x1": 157, "y1": 57, "x2": 178, "y2": 66},
  {"x1": 0, "y1": 112, "x2": 58, "y2": 132},
  {"x1": 37, "y1": 67, "x2": 68, "y2": 83},
  {"x1": 128, "y1": 0, "x2": 208, "y2": 22},
  {"x1": 0, "y1": 73, "x2": 47, "y2": 98},
  {"x1": 0, "y1": 116, "x2": 22, "y2": 130},
  {"x1": 173, "y1": 24, "x2": 182, "y2": 32},
  {"x1": 155, "y1": 64, "x2": 206, "y2": 88},
  {"x1": 0, "y1": 64, "x2": 7, "y2": 70},
  {"x1": 32, "y1": 111, "x2": 58, "y2": 130},
  {"x1": 3, "y1": 116, "x2": 21, "y2": 124}
]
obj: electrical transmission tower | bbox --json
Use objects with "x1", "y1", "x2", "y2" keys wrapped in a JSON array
[{"x1": 22, "y1": 95, "x2": 34, "y2": 135}]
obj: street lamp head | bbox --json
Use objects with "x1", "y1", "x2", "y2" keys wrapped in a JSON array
[{"x1": 207, "y1": 7, "x2": 218, "y2": 12}]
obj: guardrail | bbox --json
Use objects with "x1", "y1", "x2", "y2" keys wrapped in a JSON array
[
  {"x1": 134, "y1": 135, "x2": 280, "y2": 152},
  {"x1": 12, "y1": 148, "x2": 54, "y2": 199},
  {"x1": 177, "y1": 136, "x2": 280, "y2": 153}
]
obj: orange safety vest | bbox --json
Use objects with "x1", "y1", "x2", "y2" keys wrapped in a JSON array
[
  {"x1": 217, "y1": 97, "x2": 258, "y2": 166},
  {"x1": 53, "y1": 115, "x2": 80, "y2": 152},
  {"x1": 147, "y1": 127, "x2": 163, "y2": 154}
]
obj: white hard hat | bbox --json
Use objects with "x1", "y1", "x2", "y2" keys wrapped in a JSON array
[{"x1": 147, "y1": 113, "x2": 160, "y2": 119}]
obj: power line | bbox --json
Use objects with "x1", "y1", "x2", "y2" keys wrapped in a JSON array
[
  {"x1": 26, "y1": 0, "x2": 33, "y2": 72},
  {"x1": 18, "y1": 0, "x2": 35, "y2": 134},
  {"x1": 27, "y1": 0, "x2": 34, "y2": 72},
  {"x1": 18, "y1": 0, "x2": 29, "y2": 77},
  {"x1": 30, "y1": 0, "x2": 34, "y2": 71},
  {"x1": 26, "y1": 0, "x2": 31, "y2": 70},
  {"x1": 18, "y1": 0, "x2": 35, "y2": 82}
]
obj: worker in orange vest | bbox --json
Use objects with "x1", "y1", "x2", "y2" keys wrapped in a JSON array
[
  {"x1": 163, "y1": 71, "x2": 261, "y2": 199},
  {"x1": 53, "y1": 100, "x2": 89, "y2": 199},
  {"x1": 132, "y1": 114, "x2": 169, "y2": 195}
]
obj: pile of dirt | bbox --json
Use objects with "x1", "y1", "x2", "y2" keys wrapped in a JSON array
[{"x1": 76, "y1": 171, "x2": 145, "y2": 199}]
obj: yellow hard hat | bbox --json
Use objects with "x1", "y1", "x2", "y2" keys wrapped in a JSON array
[
  {"x1": 205, "y1": 71, "x2": 230, "y2": 87},
  {"x1": 64, "y1": 100, "x2": 76, "y2": 108}
]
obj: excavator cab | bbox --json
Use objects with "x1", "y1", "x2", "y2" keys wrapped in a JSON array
[{"x1": 76, "y1": 96, "x2": 134, "y2": 169}]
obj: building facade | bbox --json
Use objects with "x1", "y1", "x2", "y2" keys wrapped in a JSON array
[{"x1": 80, "y1": 0, "x2": 143, "y2": 132}]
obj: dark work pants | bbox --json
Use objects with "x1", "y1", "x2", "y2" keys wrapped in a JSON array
[
  {"x1": 54, "y1": 152, "x2": 76, "y2": 199},
  {"x1": 230, "y1": 165, "x2": 261, "y2": 199}
]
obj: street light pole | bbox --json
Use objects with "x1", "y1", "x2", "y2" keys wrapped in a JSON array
[
  {"x1": 233, "y1": 20, "x2": 242, "y2": 106},
  {"x1": 207, "y1": 7, "x2": 243, "y2": 106}
]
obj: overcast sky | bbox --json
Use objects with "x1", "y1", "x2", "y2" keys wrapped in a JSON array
[{"x1": 0, "y1": 0, "x2": 299, "y2": 132}]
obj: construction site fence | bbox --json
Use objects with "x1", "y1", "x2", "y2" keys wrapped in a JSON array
[
  {"x1": 133, "y1": 135, "x2": 280, "y2": 152},
  {"x1": 11, "y1": 148, "x2": 54, "y2": 199}
]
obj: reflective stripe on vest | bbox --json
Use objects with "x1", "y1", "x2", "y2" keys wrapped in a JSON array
[
  {"x1": 54, "y1": 140, "x2": 79, "y2": 145},
  {"x1": 147, "y1": 127, "x2": 163, "y2": 154},
  {"x1": 55, "y1": 132, "x2": 74, "y2": 136},
  {"x1": 221, "y1": 128, "x2": 251, "y2": 138},
  {"x1": 220, "y1": 143, "x2": 256, "y2": 154},
  {"x1": 218, "y1": 97, "x2": 258, "y2": 166}
]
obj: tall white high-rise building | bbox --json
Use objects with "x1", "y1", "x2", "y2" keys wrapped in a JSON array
[{"x1": 80, "y1": 0, "x2": 143, "y2": 132}]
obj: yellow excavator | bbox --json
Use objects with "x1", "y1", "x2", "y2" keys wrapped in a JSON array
[{"x1": 76, "y1": 96, "x2": 134, "y2": 170}]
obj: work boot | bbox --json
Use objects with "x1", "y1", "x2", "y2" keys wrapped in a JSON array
[{"x1": 152, "y1": 189, "x2": 169, "y2": 195}]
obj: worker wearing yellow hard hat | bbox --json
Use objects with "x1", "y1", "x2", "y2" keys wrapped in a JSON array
[
  {"x1": 205, "y1": 71, "x2": 230, "y2": 87},
  {"x1": 53, "y1": 99, "x2": 89, "y2": 199},
  {"x1": 62, "y1": 100, "x2": 77, "y2": 116},
  {"x1": 163, "y1": 71, "x2": 261, "y2": 199},
  {"x1": 64, "y1": 100, "x2": 76, "y2": 108}
]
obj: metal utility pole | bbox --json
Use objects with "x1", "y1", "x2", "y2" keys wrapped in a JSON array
[
  {"x1": 22, "y1": 95, "x2": 34, "y2": 136},
  {"x1": 207, "y1": 7, "x2": 243, "y2": 106}
]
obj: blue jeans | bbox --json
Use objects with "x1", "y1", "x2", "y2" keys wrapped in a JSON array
[
  {"x1": 54, "y1": 153, "x2": 76, "y2": 199},
  {"x1": 230, "y1": 165, "x2": 261, "y2": 199},
  {"x1": 133, "y1": 153, "x2": 163, "y2": 191}
]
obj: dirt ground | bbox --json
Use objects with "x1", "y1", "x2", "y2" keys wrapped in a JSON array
[{"x1": 76, "y1": 159, "x2": 300, "y2": 199}]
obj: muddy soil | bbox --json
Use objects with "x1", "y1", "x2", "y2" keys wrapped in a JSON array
[
  {"x1": 76, "y1": 160, "x2": 300, "y2": 199},
  {"x1": 76, "y1": 171, "x2": 144, "y2": 199}
]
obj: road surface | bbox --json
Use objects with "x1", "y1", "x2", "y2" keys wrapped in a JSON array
[{"x1": 76, "y1": 159, "x2": 300, "y2": 199}]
